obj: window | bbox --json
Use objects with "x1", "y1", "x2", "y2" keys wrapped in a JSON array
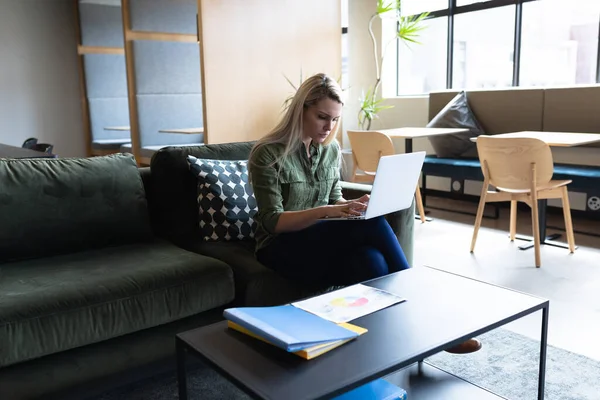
[
  {"x1": 457, "y1": 0, "x2": 491, "y2": 6},
  {"x1": 520, "y1": 0, "x2": 600, "y2": 87},
  {"x1": 341, "y1": 0, "x2": 349, "y2": 89},
  {"x1": 396, "y1": 0, "x2": 600, "y2": 95},
  {"x1": 401, "y1": 0, "x2": 448, "y2": 16},
  {"x1": 452, "y1": 6, "x2": 515, "y2": 89},
  {"x1": 397, "y1": 17, "x2": 448, "y2": 95}
]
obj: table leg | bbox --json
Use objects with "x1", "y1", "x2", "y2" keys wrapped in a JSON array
[
  {"x1": 177, "y1": 338, "x2": 188, "y2": 400},
  {"x1": 405, "y1": 138, "x2": 433, "y2": 222},
  {"x1": 514, "y1": 199, "x2": 575, "y2": 250},
  {"x1": 538, "y1": 304, "x2": 549, "y2": 400}
]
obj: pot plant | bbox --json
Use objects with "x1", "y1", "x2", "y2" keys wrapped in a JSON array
[{"x1": 358, "y1": 0, "x2": 429, "y2": 130}]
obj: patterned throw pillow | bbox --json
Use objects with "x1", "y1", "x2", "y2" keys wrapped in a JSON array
[{"x1": 187, "y1": 155, "x2": 258, "y2": 241}]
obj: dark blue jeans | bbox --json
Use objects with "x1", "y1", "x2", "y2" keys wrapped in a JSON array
[{"x1": 256, "y1": 216, "x2": 410, "y2": 287}]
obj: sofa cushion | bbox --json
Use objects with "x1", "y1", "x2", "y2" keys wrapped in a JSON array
[
  {"x1": 149, "y1": 142, "x2": 255, "y2": 247},
  {"x1": 0, "y1": 240, "x2": 234, "y2": 368},
  {"x1": 187, "y1": 155, "x2": 258, "y2": 242},
  {"x1": 0, "y1": 154, "x2": 153, "y2": 263},
  {"x1": 427, "y1": 91, "x2": 485, "y2": 158},
  {"x1": 187, "y1": 239, "x2": 337, "y2": 307}
]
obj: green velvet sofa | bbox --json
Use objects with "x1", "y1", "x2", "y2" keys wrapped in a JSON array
[{"x1": 0, "y1": 142, "x2": 414, "y2": 399}]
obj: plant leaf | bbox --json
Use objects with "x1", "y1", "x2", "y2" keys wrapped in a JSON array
[
  {"x1": 397, "y1": 12, "x2": 430, "y2": 45},
  {"x1": 376, "y1": 0, "x2": 395, "y2": 16}
]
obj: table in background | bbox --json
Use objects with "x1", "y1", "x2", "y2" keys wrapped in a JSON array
[
  {"x1": 103, "y1": 126, "x2": 130, "y2": 131},
  {"x1": 176, "y1": 266, "x2": 548, "y2": 400},
  {"x1": 471, "y1": 131, "x2": 600, "y2": 251},
  {"x1": 159, "y1": 128, "x2": 204, "y2": 134},
  {"x1": 377, "y1": 127, "x2": 469, "y2": 153},
  {"x1": 0, "y1": 143, "x2": 54, "y2": 159}
]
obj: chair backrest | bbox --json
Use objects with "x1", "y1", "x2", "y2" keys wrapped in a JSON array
[
  {"x1": 476, "y1": 136, "x2": 554, "y2": 190},
  {"x1": 347, "y1": 130, "x2": 395, "y2": 175},
  {"x1": 22, "y1": 138, "x2": 38, "y2": 149}
]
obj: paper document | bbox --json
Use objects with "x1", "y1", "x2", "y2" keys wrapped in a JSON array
[{"x1": 292, "y1": 284, "x2": 406, "y2": 323}]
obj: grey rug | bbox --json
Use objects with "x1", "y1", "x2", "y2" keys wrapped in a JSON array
[{"x1": 92, "y1": 329, "x2": 600, "y2": 400}]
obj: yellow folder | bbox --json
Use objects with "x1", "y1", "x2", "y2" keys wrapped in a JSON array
[{"x1": 227, "y1": 320, "x2": 367, "y2": 360}]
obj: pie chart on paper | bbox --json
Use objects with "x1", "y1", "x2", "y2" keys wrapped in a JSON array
[{"x1": 330, "y1": 296, "x2": 369, "y2": 308}]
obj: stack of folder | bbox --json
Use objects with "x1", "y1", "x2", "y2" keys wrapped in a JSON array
[
  {"x1": 223, "y1": 304, "x2": 367, "y2": 360},
  {"x1": 224, "y1": 305, "x2": 408, "y2": 398}
]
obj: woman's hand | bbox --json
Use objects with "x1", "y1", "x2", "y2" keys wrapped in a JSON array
[
  {"x1": 326, "y1": 197, "x2": 369, "y2": 218},
  {"x1": 273, "y1": 194, "x2": 371, "y2": 232}
]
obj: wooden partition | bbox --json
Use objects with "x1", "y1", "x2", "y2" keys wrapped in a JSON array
[
  {"x1": 75, "y1": 0, "x2": 130, "y2": 157},
  {"x1": 121, "y1": 0, "x2": 204, "y2": 165},
  {"x1": 197, "y1": 0, "x2": 342, "y2": 144}
]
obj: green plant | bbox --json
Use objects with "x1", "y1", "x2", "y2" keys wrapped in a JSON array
[{"x1": 359, "y1": 0, "x2": 429, "y2": 130}]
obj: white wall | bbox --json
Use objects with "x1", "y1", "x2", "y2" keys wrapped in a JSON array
[{"x1": 0, "y1": 0, "x2": 85, "y2": 157}]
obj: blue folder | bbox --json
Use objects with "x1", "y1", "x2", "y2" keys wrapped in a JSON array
[
  {"x1": 333, "y1": 379, "x2": 408, "y2": 400},
  {"x1": 223, "y1": 305, "x2": 359, "y2": 352}
]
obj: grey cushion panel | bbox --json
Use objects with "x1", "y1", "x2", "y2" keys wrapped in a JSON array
[
  {"x1": 0, "y1": 154, "x2": 153, "y2": 263},
  {"x1": 136, "y1": 94, "x2": 203, "y2": 146},
  {"x1": 88, "y1": 98, "x2": 131, "y2": 141},
  {"x1": 129, "y1": 0, "x2": 197, "y2": 34},
  {"x1": 429, "y1": 89, "x2": 545, "y2": 134},
  {"x1": 427, "y1": 91, "x2": 485, "y2": 158},
  {"x1": 0, "y1": 240, "x2": 234, "y2": 367},
  {"x1": 543, "y1": 86, "x2": 600, "y2": 148},
  {"x1": 133, "y1": 41, "x2": 201, "y2": 95},
  {"x1": 79, "y1": 3, "x2": 124, "y2": 48},
  {"x1": 83, "y1": 54, "x2": 128, "y2": 98}
]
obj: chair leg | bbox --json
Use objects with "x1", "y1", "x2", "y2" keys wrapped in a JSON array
[
  {"x1": 509, "y1": 200, "x2": 517, "y2": 241},
  {"x1": 561, "y1": 187, "x2": 576, "y2": 253},
  {"x1": 531, "y1": 193, "x2": 542, "y2": 268},
  {"x1": 470, "y1": 183, "x2": 488, "y2": 253},
  {"x1": 415, "y1": 185, "x2": 426, "y2": 223}
]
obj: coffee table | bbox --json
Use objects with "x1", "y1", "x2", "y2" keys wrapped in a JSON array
[{"x1": 176, "y1": 267, "x2": 549, "y2": 399}]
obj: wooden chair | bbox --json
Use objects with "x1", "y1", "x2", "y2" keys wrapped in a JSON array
[
  {"x1": 470, "y1": 136, "x2": 575, "y2": 267},
  {"x1": 347, "y1": 130, "x2": 426, "y2": 223}
]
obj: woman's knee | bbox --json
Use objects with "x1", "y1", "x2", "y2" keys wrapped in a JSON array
[{"x1": 355, "y1": 246, "x2": 388, "y2": 279}]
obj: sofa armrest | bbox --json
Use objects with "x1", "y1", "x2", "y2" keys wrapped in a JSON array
[
  {"x1": 340, "y1": 181, "x2": 415, "y2": 267},
  {"x1": 340, "y1": 180, "x2": 372, "y2": 199}
]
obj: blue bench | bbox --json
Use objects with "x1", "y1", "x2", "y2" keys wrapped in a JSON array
[{"x1": 422, "y1": 155, "x2": 600, "y2": 217}]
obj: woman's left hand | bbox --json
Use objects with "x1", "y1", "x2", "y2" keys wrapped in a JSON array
[{"x1": 355, "y1": 194, "x2": 370, "y2": 206}]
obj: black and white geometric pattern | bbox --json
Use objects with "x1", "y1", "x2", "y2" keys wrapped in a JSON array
[{"x1": 187, "y1": 155, "x2": 258, "y2": 241}]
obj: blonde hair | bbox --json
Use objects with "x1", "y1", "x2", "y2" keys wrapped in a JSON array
[{"x1": 249, "y1": 73, "x2": 344, "y2": 170}]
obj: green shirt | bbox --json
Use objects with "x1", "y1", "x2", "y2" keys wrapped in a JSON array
[{"x1": 248, "y1": 141, "x2": 343, "y2": 252}]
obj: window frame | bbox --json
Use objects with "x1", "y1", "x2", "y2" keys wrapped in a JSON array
[{"x1": 396, "y1": 0, "x2": 600, "y2": 96}]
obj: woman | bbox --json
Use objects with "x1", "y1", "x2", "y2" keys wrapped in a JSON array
[{"x1": 248, "y1": 73, "x2": 410, "y2": 287}]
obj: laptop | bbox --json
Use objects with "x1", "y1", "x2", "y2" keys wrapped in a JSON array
[{"x1": 321, "y1": 151, "x2": 426, "y2": 221}]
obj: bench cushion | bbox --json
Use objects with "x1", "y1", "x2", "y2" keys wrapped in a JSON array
[
  {"x1": 0, "y1": 240, "x2": 234, "y2": 368},
  {"x1": 422, "y1": 155, "x2": 484, "y2": 181},
  {"x1": 423, "y1": 156, "x2": 600, "y2": 191}
]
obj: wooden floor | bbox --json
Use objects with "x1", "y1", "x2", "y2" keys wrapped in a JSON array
[{"x1": 414, "y1": 197, "x2": 600, "y2": 361}]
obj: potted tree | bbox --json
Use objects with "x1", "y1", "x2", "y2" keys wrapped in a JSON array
[{"x1": 358, "y1": 0, "x2": 429, "y2": 130}]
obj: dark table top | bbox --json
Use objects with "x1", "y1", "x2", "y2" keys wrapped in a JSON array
[
  {"x1": 178, "y1": 267, "x2": 548, "y2": 400},
  {"x1": 0, "y1": 143, "x2": 53, "y2": 158}
]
